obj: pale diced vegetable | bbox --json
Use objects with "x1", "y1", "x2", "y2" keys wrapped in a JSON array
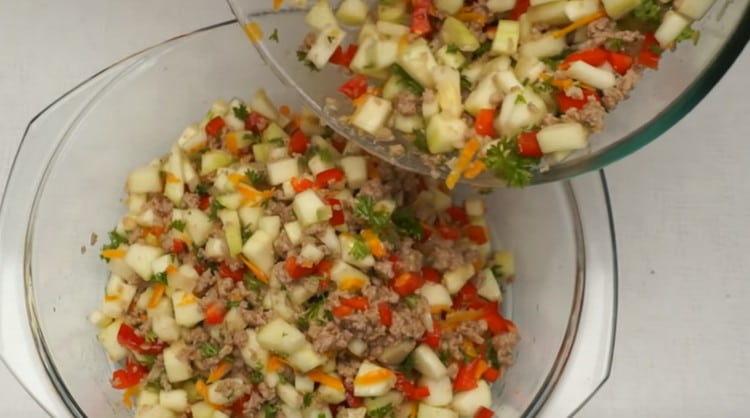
[
  {"x1": 433, "y1": 66, "x2": 463, "y2": 118},
  {"x1": 277, "y1": 383, "x2": 303, "y2": 408},
  {"x1": 97, "y1": 320, "x2": 127, "y2": 361},
  {"x1": 655, "y1": 10, "x2": 693, "y2": 47},
  {"x1": 163, "y1": 342, "x2": 194, "y2": 383},
  {"x1": 353, "y1": 361, "x2": 397, "y2": 397},
  {"x1": 443, "y1": 263, "x2": 476, "y2": 294},
  {"x1": 257, "y1": 318, "x2": 307, "y2": 355},
  {"x1": 185, "y1": 209, "x2": 212, "y2": 246},
  {"x1": 435, "y1": 45, "x2": 467, "y2": 70},
  {"x1": 601, "y1": 0, "x2": 641, "y2": 19},
  {"x1": 340, "y1": 156, "x2": 368, "y2": 188},
  {"x1": 435, "y1": 0, "x2": 465, "y2": 14},
  {"x1": 425, "y1": 113, "x2": 467, "y2": 154},
  {"x1": 417, "y1": 282, "x2": 453, "y2": 311},
  {"x1": 464, "y1": 75, "x2": 501, "y2": 116},
  {"x1": 306, "y1": 0, "x2": 338, "y2": 31},
  {"x1": 451, "y1": 381, "x2": 492, "y2": 417},
  {"x1": 377, "y1": 340, "x2": 416, "y2": 365},
  {"x1": 527, "y1": 1, "x2": 570, "y2": 25},
  {"x1": 440, "y1": 17, "x2": 480, "y2": 52},
  {"x1": 677, "y1": 0, "x2": 716, "y2": 19},
  {"x1": 419, "y1": 376, "x2": 453, "y2": 406},
  {"x1": 239, "y1": 206, "x2": 264, "y2": 230},
  {"x1": 565, "y1": 61, "x2": 616, "y2": 90},
  {"x1": 519, "y1": 35, "x2": 567, "y2": 58},
  {"x1": 171, "y1": 291, "x2": 204, "y2": 327},
  {"x1": 259, "y1": 215, "x2": 282, "y2": 240},
  {"x1": 412, "y1": 344, "x2": 448, "y2": 379},
  {"x1": 242, "y1": 229, "x2": 276, "y2": 275},
  {"x1": 159, "y1": 390, "x2": 188, "y2": 413},
  {"x1": 330, "y1": 260, "x2": 370, "y2": 290},
  {"x1": 487, "y1": 0, "x2": 517, "y2": 12},
  {"x1": 397, "y1": 39, "x2": 438, "y2": 88},
  {"x1": 477, "y1": 268, "x2": 502, "y2": 301},
  {"x1": 250, "y1": 89, "x2": 281, "y2": 123},
  {"x1": 293, "y1": 189, "x2": 333, "y2": 226},
  {"x1": 492, "y1": 20, "x2": 521, "y2": 55},
  {"x1": 218, "y1": 209, "x2": 242, "y2": 257},
  {"x1": 287, "y1": 343, "x2": 327, "y2": 372},
  {"x1": 200, "y1": 150, "x2": 234, "y2": 175},
  {"x1": 351, "y1": 95, "x2": 393, "y2": 134},
  {"x1": 336, "y1": 0, "x2": 369, "y2": 26},
  {"x1": 417, "y1": 404, "x2": 457, "y2": 418},
  {"x1": 125, "y1": 244, "x2": 164, "y2": 280},
  {"x1": 564, "y1": 0, "x2": 602, "y2": 21},
  {"x1": 128, "y1": 165, "x2": 162, "y2": 194},
  {"x1": 207, "y1": 378, "x2": 244, "y2": 405},
  {"x1": 537, "y1": 122, "x2": 589, "y2": 153}
]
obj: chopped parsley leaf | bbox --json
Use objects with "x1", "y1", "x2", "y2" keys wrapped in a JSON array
[
  {"x1": 531, "y1": 79, "x2": 553, "y2": 95},
  {"x1": 249, "y1": 366, "x2": 264, "y2": 384},
  {"x1": 209, "y1": 199, "x2": 224, "y2": 221},
  {"x1": 403, "y1": 295, "x2": 420, "y2": 308},
  {"x1": 515, "y1": 94, "x2": 527, "y2": 104},
  {"x1": 604, "y1": 38, "x2": 625, "y2": 51},
  {"x1": 446, "y1": 44, "x2": 460, "y2": 54},
  {"x1": 676, "y1": 26, "x2": 700, "y2": 45},
  {"x1": 460, "y1": 75, "x2": 472, "y2": 92},
  {"x1": 139, "y1": 355, "x2": 156, "y2": 367},
  {"x1": 244, "y1": 273, "x2": 267, "y2": 293},
  {"x1": 195, "y1": 183, "x2": 211, "y2": 196},
  {"x1": 491, "y1": 265, "x2": 504, "y2": 280},
  {"x1": 245, "y1": 169, "x2": 268, "y2": 188},
  {"x1": 366, "y1": 403, "x2": 394, "y2": 418},
  {"x1": 233, "y1": 104, "x2": 250, "y2": 121},
  {"x1": 391, "y1": 207, "x2": 423, "y2": 240},
  {"x1": 303, "y1": 392, "x2": 314, "y2": 408},
  {"x1": 151, "y1": 272, "x2": 168, "y2": 285},
  {"x1": 633, "y1": 0, "x2": 664, "y2": 23},
  {"x1": 317, "y1": 146, "x2": 334, "y2": 163},
  {"x1": 169, "y1": 219, "x2": 186, "y2": 232},
  {"x1": 296, "y1": 50, "x2": 320, "y2": 72},
  {"x1": 269, "y1": 28, "x2": 279, "y2": 42},
  {"x1": 199, "y1": 342, "x2": 219, "y2": 358},
  {"x1": 487, "y1": 345, "x2": 501, "y2": 369},
  {"x1": 145, "y1": 330, "x2": 158, "y2": 343},
  {"x1": 483, "y1": 138, "x2": 537, "y2": 188},
  {"x1": 227, "y1": 300, "x2": 241, "y2": 308},
  {"x1": 297, "y1": 294, "x2": 327, "y2": 331},
  {"x1": 349, "y1": 236, "x2": 371, "y2": 260},
  {"x1": 413, "y1": 130, "x2": 429, "y2": 153},
  {"x1": 261, "y1": 402, "x2": 278, "y2": 418},
  {"x1": 397, "y1": 353, "x2": 416, "y2": 378},
  {"x1": 102, "y1": 229, "x2": 128, "y2": 251},
  {"x1": 354, "y1": 196, "x2": 391, "y2": 232},
  {"x1": 471, "y1": 40, "x2": 492, "y2": 60},
  {"x1": 392, "y1": 64, "x2": 424, "y2": 95}
]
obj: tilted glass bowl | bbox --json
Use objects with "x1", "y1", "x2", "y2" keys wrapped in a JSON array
[
  {"x1": 227, "y1": 0, "x2": 750, "y2": 186},
  {"x1": 0, "y1": 22, "x2": 616, "y2": 417}
]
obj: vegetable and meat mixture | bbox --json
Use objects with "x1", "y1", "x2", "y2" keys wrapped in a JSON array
[
  {"x1": 90, "y1": 90, "x2": 518, "y2": 418},
  {"x1": 293, "y1": 0, "x2": 712, "y2": 186}
]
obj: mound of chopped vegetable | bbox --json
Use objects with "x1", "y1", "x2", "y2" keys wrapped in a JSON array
[
  {"x1": 295, "y1": 0, "x2": 709, "y2": 187},
  {"x1": 90, "y1": 89, "x2": 519, "y2": 418}
]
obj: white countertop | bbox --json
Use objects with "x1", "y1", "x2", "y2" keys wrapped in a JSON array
[{"x1": 1, "y1": 1, "x2": 748, "y2": 417}]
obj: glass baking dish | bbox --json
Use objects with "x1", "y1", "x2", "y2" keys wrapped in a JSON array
[{"x1": 0, "y1": 21, "x2": 617, "y2": 417}]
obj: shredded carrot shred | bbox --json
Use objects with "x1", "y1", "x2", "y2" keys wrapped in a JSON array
[
  {"x1": 273, "y1": 0, "x2": 284, "y2": 10},
  {"x1": 440, "y1": 309, "x2": 485, "y2": 329},
  {"x1": 104, "y1": 294, "x2": 120, "y2": 302},
  {"x1": 266, "y1": 355, "x2": 286, "y2": 373},
  {"x1": 237, "y1": 183, "x2": 273, "y2": 206},
  {"x1": 228, "y1": 172, "x2": 246, "y2": 186},
  {"x1": 464, "y1": 160, "x2": 486, "y2": 179},
  {"x1": 354, "y1": 368, "x2": 395, "y2": 385},
  {"x1": 552, "y1": 10, "x2": 607, "y2": 38},
  {"x1": 446, "y1": 138, "x2": 481, "y2": 190},
  {"x1": 141, "y1": 226, "x2": 165, "y2": 238},
  {"x1": 166, "y1": 264, "x2": 178, "y2": 275},
  {"x1": 148, "y1": 283, "x2": 166, "y2": 309},
  {"x1": 165, "y1": 172, "x2": 181, "y2": 184},
  {"x1": 431, "y1": 304, "x2": 451, "y2": 314},
  {"x1": 462, "y1": 340, "x2": 478, "y2": 358},
  {"x1": 101, "y1": 248, "x2": 125, "y2": 259},
  {"x1": 240, "y1": 256, "x2": 269, "y2": 283},
  {"x1": 178, "y1": 293, "x2": 198, "y2": 306},
  {"x1": 122, "y1": 386, "x2": 139, "y2": 408},
  {"x1": 338, "y1": 277, "x2": 366, "y2": 291},
  {"x1": 243, "y1": 22, "x2": 263, "y2": 43},
  {"x1": 207, "y1": 361, "x2": 232, "y2": 383},
  {"x1": 473, "y1": 359, "x2": 490, "y2": 380},
  {"x1": 361, "y1": 229, "x2": 387, "y2": 258},
  {"x1": 225, "y1": 132, "x2": 240, "y2": 155},
  {"x1": 455, "y1": 9, "x2": 487, "y2": 26},
  {"x1": 279, "y1": 105, "x2": 291, "y2": 116},
  {"x1": 307, "y1": 370, "x2": 345, "y2": 391},
  {"x1": 196, "y1": 379, "x2": 209, "y2": 399},
  {"x1": 551, "y1": 79, "x2": 574, "y2": 90}
]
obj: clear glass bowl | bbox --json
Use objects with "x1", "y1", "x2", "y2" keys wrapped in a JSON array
[
  {"x1": 227, "y1": 1, "x2": 750, "y2": 186},
  {"x1": 0, "y1": 22, "x2": 617, "y2": 417}
]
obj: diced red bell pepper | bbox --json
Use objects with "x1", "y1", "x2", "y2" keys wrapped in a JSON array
[
  {"x1": 330, "y1": 44, "x2": 358, "y2": 67},
  {"x1": 117, "y1": 323, "x2": 167, "y2": 355},
  {"x1": 475, "y1": 406, "x2": 495, "y2": 418},
  {"x1": 204, "y1": 302, "x2": 226, "y2": 325},
  {"x1": 285, "y1": 256, "x2": 316, "y2": 280},
  {"x1": 607, "y1": 51, "x2": 633, "y2": 75},
  {"x1": 517, "y1": 131, "x2": 543, "y2": 158},
  {"x1": 378, "y1": 302, "x2": 393, "y2": 327},
  {"x1": 474, "y1": 109, "x2": 496, "y2": 137},
  {"x1": 171, "y1": 239, "x2": 187, "y2": 254},
  {"x1": 291, "y1": 177, "x2": 315, "y2": 193},
  {"x1": 289, "y1": 130, "x2": 310, "y2": 154},
  {"x1": 420, "y1": 223, "x2": 432, "y2": 242},
  {"x1": 421, "y1": 266, "x2": 441, "y2": 283},
  {"x1": 315, "y1": 167, "x2": 345, "y2": 188},
  {"x1": 245, "y1": 111, "x2": 269, "y2": 133},
  {"x1": 561, "y1": 47, "x2": 609, "y2": 69},
  {"x1": 410, "y1": 1, "x2": 432, "y2": 35},
  {"x1": 345, "y1": 390, "x2": 364, "y2": 408},
  {"x1": 218, "y1": 261, "x2": 245, "y2": 282},
  {"x1": 638, "y1": 33, "x2": 662, "y2": 70},
  {"x1": 205, "y1": 116, "x2": 225, "y2": 137},
  {"x1": 465, "y1": 225, "x2": 489, "y2": 245},
  {"x1": 339, "y1": 75, "x2": 369, "y2": 100},
  {"x1": 340, "y1": 296, "x2": 369, "y2": 310},
  {"x1": 326, "y1": 198, "x2": 346, "y2": 226},
  {"x1": 437, "y1": 226, "x2": 461, "y2": 241},
  {"x1": 230, "y1": 394, "x2": 251, "y2": 418},
  {"x1": 453, "y1": 283, "x2": 482, "y2": 309},
  {"x1": 421, "y1": 323, "x2": 441, "y2": 348},
  {"x1": 389, "y1": 254, "x2": 402, "y2": 275},
  {"x1": 111, "y1": 357, "x2": 148, "y2": 389},
  {"x1": 483, "y1": 367, "x2": 501, "y2": 382},
  {"x1": 509, "y1": 0, "x2": 530, "y2": 20},
  {"x1": 198, "y1": 195, "x2": 211, "y2": 210},
  {"x1": 332, "y1": 304, "x2": 355, "y2": 318},
  {"x1": 395, "y1": 373, "x2": 432, "y2": 400},
  {"x1": 316, "y1": 259, "x2": 334, "y2": 277},
  {"x1": 555, "y1": 89, "x2": 600, "y2": 113},
  {"x1": 446, "y1": 206, "x2": 469, "y2": 225},
  {"x1": 453, "y1": 359, "x2": 482, "y2": 391},
  {"x1": 331, "y1": 135, "x2": 347, "y2": 153},
  {"x1": 484, "y1": 307, "x2": 515, "y2": 335},
  {"x1": 392, "y1": 272, "x2": 425, "y2": 296}
]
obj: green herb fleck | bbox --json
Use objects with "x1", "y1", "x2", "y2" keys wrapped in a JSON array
[
  {"x1": 676, "y1": 26, "x2": 700, "y2": 45},
  {"x1": 487, "y1": 345, "x2": 501, "y2": 369},
  {"x1": 391, "y1": 207, "x2": 423, "y2": 240},
  {"x1": 531, "y1": 79, "x2": 553, "y2": 95},
  {"x1": 150, "y1": 272, "x2": 168, "y2": 285},
  {"x1": 199, "y1": 342, "x2": 219, "y2": 358},
  {"x1": 209, "y1": 198, "x2": 224, "y2": 221},
  {"x1": 244, "y1": 273, "x2": 267, "y2": 293},
  {"x1": 392, "y1": 64, "x2": 425, "y2": 95},
  {"x1": 460, "y1": 75, "x2": 472, "y2": 92},
  {"x1": 403, "y1": 295, "x2": 420, "y2": 309},
  {"x1": 261, "y1": 402, "x2": 278, "y2": 418},
  {"x1": 649, "y1": 43, "x2": 664, "y2": 55},
  {"x1": 446, "y1": 44, "x2": 460, "y2": 54},
  {"x1": 349, "y1": 236, "x2": 371, "y2": 260},
  {"x1": 269, "y1": 28, "x2": 279, "y2": 42},
  {"x1": 303, "y1": 392, "x2": 314, "y2": 408},
  {"x1": 169, "y1": 219, "x2": 186, "y2": 232},
  {"x1": 367, "y1": 403, "x2": 394, "y2": 418},
  {"x1": 471, "y1": 40, "x2": 492, "y2": 60},
  {"x1": 246, "y1": 169, "x2": 268, "y2": 188},
  {"x1": 397, "y1": 353, "x2": 416, "y2": 377},
  {"x1": 145, "y1": 330, "x2": 158, "y2": 343},
  {"x1": 297, "y1": 294, "x2": 327, "y2": 331},
  {"x1": 139, "y1": 355, "x2": 156, "y2": 367},
  {"x1": 604, "y1": 38, "x2": 624, "y2": 51},
  {"x1": 354, "y1": 196, "x2": 392, "y2": 232},
  {"x1": 102, "y1": 229, "x2": 128, "y2": 252},
  {"x1": 195, "y1": 183, "x2": 211, "y2": 196},
  {"x1": 413, "y1": 130, "x2": 429, "y2": 153},
  {"x1": 633, "y1": 0, "x2": 664, "y2": 23},
  {"x1": 249, "y1": 366, "x2": 264, "y2": 384},
  {"x1": 483, "y1": 138, "x2": 537, "y2": 188},
  {"x1": 233, "y1": 104, "x2": 250, "y2": 121},
  {"x1": 515, "y1": 94, "x2": 527, "y2": 104},
  {"x1": 296, "y1": 50, "x2": 320, "y2": 72},
  {"x1": 491, "y1": 265, "x2": 504, "y2": 280},
  {"x1": 317, "y1": 146, "x2": 334, "y2": 163},
  {"x1": 227, "y1": 300, "x2": 241, "y2": 309}
]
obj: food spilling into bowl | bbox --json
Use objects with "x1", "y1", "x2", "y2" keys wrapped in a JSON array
[
  {"x1": 89, "y1": 90, "x2": 519, "y2": 418},
  {"x1": 289, "y1": 0, "x2": 713, "y2": 187}
]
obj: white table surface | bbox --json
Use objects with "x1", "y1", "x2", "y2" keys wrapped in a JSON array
[{"x1": 1, "y1": 1, "x2": 748, "y2": 417}]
